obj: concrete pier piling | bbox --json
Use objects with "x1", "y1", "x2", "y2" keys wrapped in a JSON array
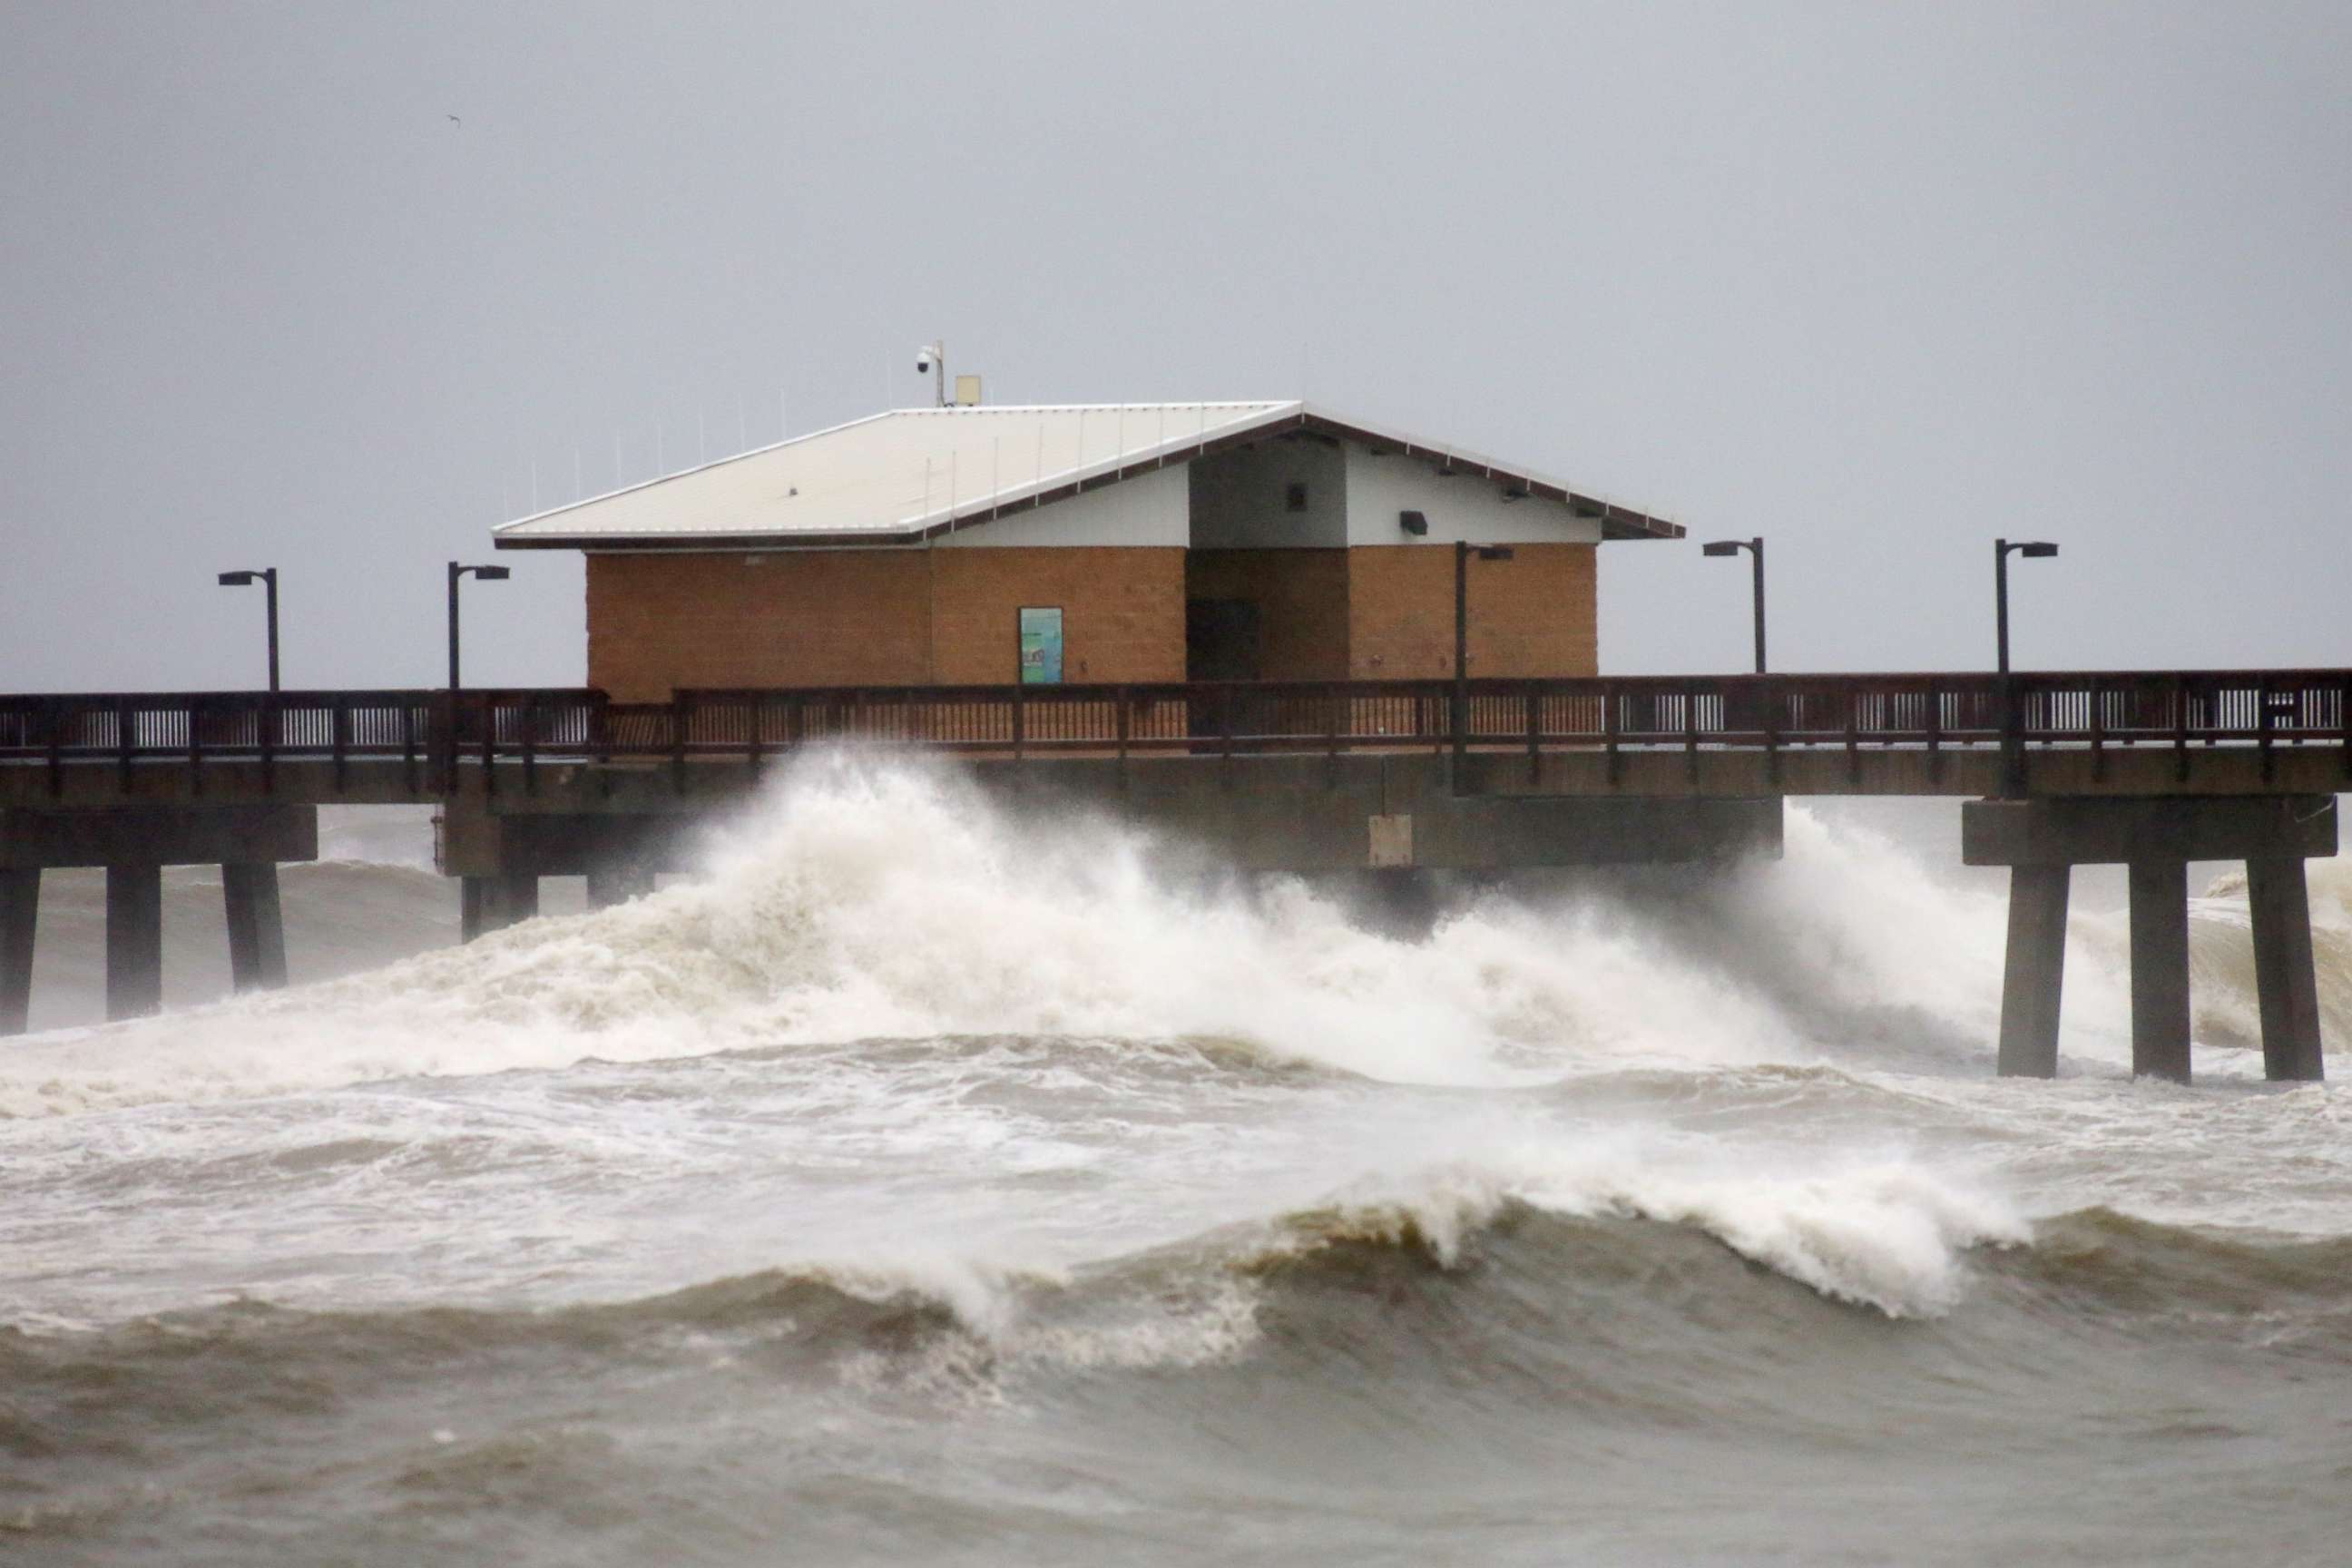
[
  {"x1": 459, "y1": 870, "x2": 540, "y2": 942},
  {"x1": 103, "y1": 864, "x2": 163, "y2": 1021},
  {"x1": 221, "y1": 862, "x2": 289, "y2": 992},
  {"x1": 2248, "y1": 856, "x2": 2325, "y2": 1083},
  {"x1": 1967, "y1": 796, "x2": 2336, "y2": 1083},
  {"x1": 1, "y1": 867, "x2": 37, "y2": 1035},
  {"x1": 2127, "y1": 859, "x2": 2192, "y2": 1083},
  {"x1": 1995, "y1": 865, "x2": 2070, "y2": 1079}
]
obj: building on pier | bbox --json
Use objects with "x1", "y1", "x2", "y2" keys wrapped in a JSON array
[{"x1": 491, "y1": 402, "x2": 1683, "y2": 701}]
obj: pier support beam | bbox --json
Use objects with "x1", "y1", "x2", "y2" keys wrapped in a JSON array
[
  {"x1": 2248, "y1": 856, "x2": 2324, "y2": 1083},
  {"x1": 1966, "y1": 795, "x2": 2335, "y2": 1083},
  {"x1": 104, "y1": 864, "x2": 163, "y2": 1021},
  {"x1": 460, "y1": 872, "x2": 540, "y2": 943},
  {"x1": 1, "y1": 808, "x2": 315, "y2": 1029},
  {"x1": 221, "y1": 862, "x2": 288, "y2": 992},
  {"x1": 2127, "y1": 859, "x2": 2192, "y2": 1083},
  {"x1": 1996, "y1": 865, "x2": 2070, "y2": 1078},
  {"x1": 1, "y1": 868, "x2": 36, "y2": 1036}
]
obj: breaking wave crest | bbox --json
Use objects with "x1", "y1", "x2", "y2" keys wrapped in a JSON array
[{"x1": 8, "y1": 1186, "x2": 2343, "y2": 1481}]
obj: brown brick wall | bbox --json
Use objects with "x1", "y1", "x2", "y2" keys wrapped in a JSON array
[
  {"x1": 1183, "y1": 550, "x2": 1351, "y2": 680},
  {"x1": 1346, "y1": 543, "x2": 1597, "y2": 680},
  {"x1": 585, "y1": 547, "x2": 1188, "y2": 699},
  {"x1": 585, "y1": 552, "x2": 933, "y2": 701},
  {"x1": 583, "y1": 543, "x2": 1590, "y2": 699},
  {"x1": 929, "y1": 547, "x2": 1185, "y2": 684}
]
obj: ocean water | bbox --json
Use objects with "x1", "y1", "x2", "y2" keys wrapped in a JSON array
[{"x1": 1, "y1": 758, "x2": 2347, "y2": 1565}]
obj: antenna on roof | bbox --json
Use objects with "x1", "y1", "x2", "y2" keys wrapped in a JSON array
[{"x1": 916, "y1": 341, "x2": 946, "y2": 407}]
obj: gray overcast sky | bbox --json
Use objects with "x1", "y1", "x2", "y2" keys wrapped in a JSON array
[{"x1": 3, "y1": 2, "x2": 2346, "y2": 691}]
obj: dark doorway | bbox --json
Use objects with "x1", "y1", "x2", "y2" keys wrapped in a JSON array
[
  {"x1": 1186, "y1": 598, "x2": 1264, "y2": 746},
  {"x1": 1186, "y1": 599, "x2": 1262, "y2": 681}
]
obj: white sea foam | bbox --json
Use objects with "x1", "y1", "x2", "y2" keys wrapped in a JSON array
[
  {"x1": 0, "y1": 754, "x2": 1804, "y2": 1115},
  {"x1": 0, "y1": 759, "x2": 2338, "y2": 1124}
]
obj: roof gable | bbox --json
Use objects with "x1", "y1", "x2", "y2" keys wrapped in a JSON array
[{"x1": 492, "y1": 401, "x2": 1683, "y2": 549}]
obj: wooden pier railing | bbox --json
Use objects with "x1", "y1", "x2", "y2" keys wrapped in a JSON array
[{"x1": 2, "y1": 671, "x2": 2348, "y2": 796}]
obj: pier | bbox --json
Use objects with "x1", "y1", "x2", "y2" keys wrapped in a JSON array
[{"x1": 2, "y1": 668, "x2": 2342, "y2": 1081}]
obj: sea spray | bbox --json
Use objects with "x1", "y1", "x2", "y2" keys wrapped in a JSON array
[
  {"x1": 4, "y1": 761, "x2": 2340, "y2": 1122},
  {"x1": 0, "y1": 752, "x2": 1815, "y2": 1114}
]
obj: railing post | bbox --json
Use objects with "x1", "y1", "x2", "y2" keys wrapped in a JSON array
[
  {"x1": 1843, "y1": 684, "x2": 1860, "y2": 785},
  {"x1": 1999, "y1": 675, "x2": 2025, "y2": 799},
  {"x1": 747, "y1": 695, "x2": 765, "y2": 775},
  {"x1": 331, "y1": 697, "x2": 349, "y2": 793},
  {"x1": 436, "y1": 691, "x2": 456, "y2": 798},
  {"x1": 2340, "y1": 675, "x2": 2351, "y2": 783},
  {"x1": 1326, "y1": 681, "x2": 1345, "y2": 789},
  {"x1": 2259, "y1": 676, "x2": 2276, "y2": 783},
  {"x1": 187, "y1": 697, "x2": 203, "y2": 799},
  {"x1": 44, "y1": 700, "x2": 63, "y2": 799},
  {"x1": 1924, "y1": 679, "x2": 1941, "y2": 784},
  {"x1": 2172, "y1": 672, "x2": 2190, "y2": 785},
  {"x1": 401, "y1": 696, "x2": 419, "y2": 798},
  {"x1": 116, "y1": 699, "x2": 134, "y2": 793},
  {"x1": 671, "y1": 692, "x2": 690, "y2": 794},
  {"x1": 1012, "y1": 679, "x2": 1026, "y2": 765},
  {"x1": 1602, "y1": 681, "x2": 1620, "y2": 787},
  {"x1": 2088, "y1": 678, "x2": 2104, "y2": 783},
  {"x1": 1115, "y1": 684, "x2": 1132, "y2": 791},
  {"x1": 1524, "y1": 684, "x2": 1541, "y2": 785},
  {"x1": 479, "y1": 692, "x2": 496, "y2": 796},
  {"x1": 1450, "y1": 671, "x2": 1468, "y2": 794},
  {"x1": 1683, "y1": 681, "x2": 1700, "y2": 786},
  {"x1": 259, "y1": 691, "x2": 276, "y2": 796},
  {"x1": 520, "y1": 697, "x2": 536, "y2": 796},
  {"x1": 589, "y1": 691, "x2": 613, "y2": 799},
  {"x1": 1761, "y1": 677, "x2": 1779, "y2": 788}
]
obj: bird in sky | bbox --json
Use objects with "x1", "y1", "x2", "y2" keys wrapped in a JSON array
[{"x1": 447, "y1": 113, "x2": 462, "y2": 126}]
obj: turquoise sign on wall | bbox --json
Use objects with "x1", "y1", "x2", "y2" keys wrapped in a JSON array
[{"x1": 1018, "y1": 606, "x2": 1063, "y2": 684}]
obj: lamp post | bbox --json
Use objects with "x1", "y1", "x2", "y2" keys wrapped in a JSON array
[
  {"x1": 1994, "y1": 539, "x2": 2058, "y2": 673},
  {"x1": 1453, "y1": 539, "x2": 1515, "y2": 789},
  {"x1": 447, "y1": 561, "x2": 511, "y2": 691},
  {"x1": 1700, "y1": 536, "x2": 1766, "y2": 673},
  {"x1": 216, "y1": 568, "x2": 279, "y2": 692}
]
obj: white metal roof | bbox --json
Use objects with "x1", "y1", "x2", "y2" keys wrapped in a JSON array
[{"x1": 492, "y1": 400, "x2": 1682, "y2": 549}]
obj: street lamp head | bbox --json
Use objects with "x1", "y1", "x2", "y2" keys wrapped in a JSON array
[
  {"x1": 1473, "y1": 545, "x2": 1514, "y2": 563},
  {"x1": 474, "y1": 565, "x2": 512, "y2": 581},
  {"x1": 218, "y1": 570, "x2": 260, "y2": 586},
  {"x1": 2015, "y1": 542, "x2": 2058, "y2": 559},
  {"x1": 1700, "y1": 541, "x2": 1742, "y2": 557}
]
